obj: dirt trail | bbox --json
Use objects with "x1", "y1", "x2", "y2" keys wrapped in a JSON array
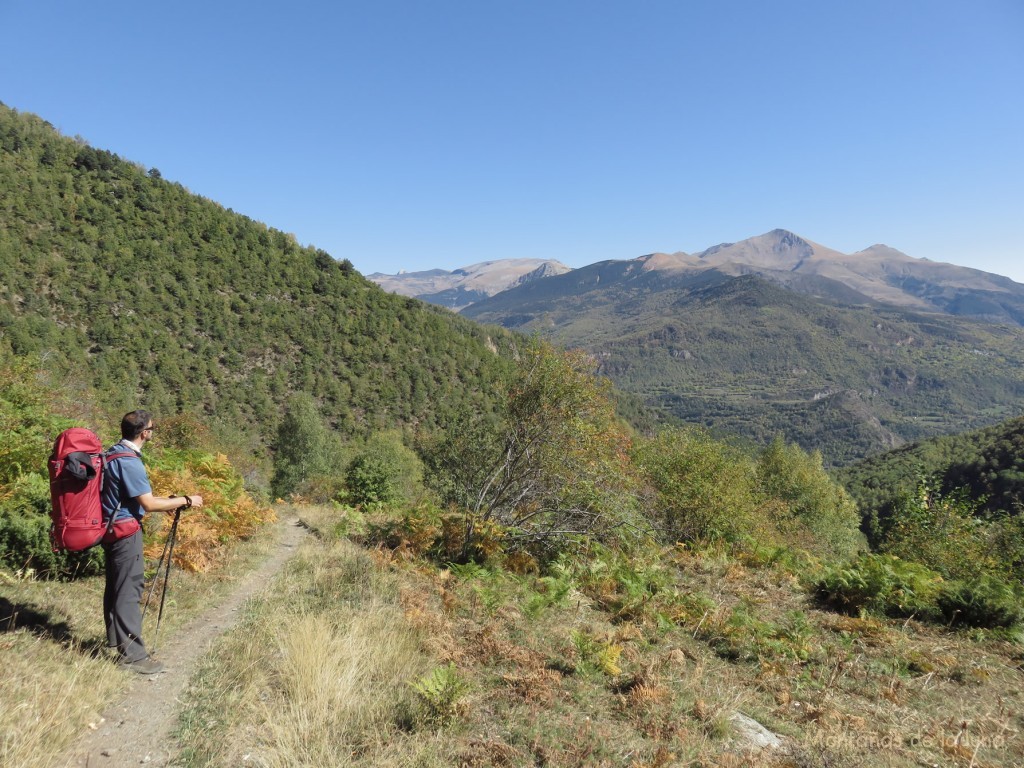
[{"x1": 56, "y1": 516, "x2": 307, "y2": 768}]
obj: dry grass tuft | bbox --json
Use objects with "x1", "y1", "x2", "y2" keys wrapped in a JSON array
[
  {"x1": 458, "y1": 738, "x2": 525, "y2": 767},
  {"x1": 0, "y1": 635, "x2": 122, "y2": 768},
  {"x1": 254, "y1": 608, "x2": 425, "y2": 766},
  {"x1": 468, "y1": 622, "x2": 546, "y2": 669},
  {"x1": 175, "y1": 534, "x2": 453, "y2": 767},
  {"x1": 500, "y1": 668, "x2": 562, "y2": 703}
]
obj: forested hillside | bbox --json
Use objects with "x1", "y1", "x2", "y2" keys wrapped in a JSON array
[
  {"x1": 0, "y1": 103, "x2": 517, "y2": 460},
  {"x1": 838, "y1": 415, "x2": 1024, "y2": 543}
]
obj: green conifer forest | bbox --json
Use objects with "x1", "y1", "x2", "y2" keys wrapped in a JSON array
[{"x1": 0, "y1": 102, "x2": 517, "y2": 458}]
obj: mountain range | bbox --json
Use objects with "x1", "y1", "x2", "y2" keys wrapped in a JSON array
[
  {"x1": 5, "y1": 96, "x2": 1022, "y2": 468},
  {"x1": 454, "y1": 231, "x2": 1024, "y2": 464},
  {"x1": 373, "y1": 229, "x2": 1024, "y2": 324}
]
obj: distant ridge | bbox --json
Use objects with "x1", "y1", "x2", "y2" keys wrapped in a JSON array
[
  {"x1": 375, "y1": 229, "x2": 1024, "y2": 323},
  {"x1": 369, "y1": 258, "x2": 571, "y2": 311},
  {"x1": 633, "y1": 229, "x2": 1024, "y2": 323}
]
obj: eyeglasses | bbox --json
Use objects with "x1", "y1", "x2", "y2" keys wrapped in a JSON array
[{"x1": 144, "y1": 425, "x2": 156, "y2": 432}]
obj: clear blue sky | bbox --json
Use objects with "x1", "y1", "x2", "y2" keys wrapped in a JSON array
[{"x1": 3, "y1": 1, "x2": 1022, "y2": 281}]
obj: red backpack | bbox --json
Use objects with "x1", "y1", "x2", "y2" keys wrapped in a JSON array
[{"x1": 48, "y1": 428, "x2": 135, "y2": 552}]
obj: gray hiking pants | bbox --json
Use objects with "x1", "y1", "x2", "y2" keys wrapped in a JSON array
[{"x1": 102, "y1": 528, "x2": 148, "y2": 662}]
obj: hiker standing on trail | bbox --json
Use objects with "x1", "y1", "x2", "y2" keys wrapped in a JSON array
[{"x1": 100, "y1": 410, "x2": 203, "y2": 674}]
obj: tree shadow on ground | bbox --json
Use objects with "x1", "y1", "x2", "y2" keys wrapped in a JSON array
[{"x1": 0, "y1": 597, "x2": 107, "y2": 655}]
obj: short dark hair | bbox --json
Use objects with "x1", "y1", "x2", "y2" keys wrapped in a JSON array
[{"x1": 121, "y1": 410, "x2": 153, "y2": 440}]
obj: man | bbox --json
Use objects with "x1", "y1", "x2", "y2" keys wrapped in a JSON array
[{"x1": 101, "y1": 410, "x2": 204, "y2": 674}]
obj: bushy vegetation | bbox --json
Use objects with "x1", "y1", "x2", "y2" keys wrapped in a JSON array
[
  {"x1": 839, "y1": 415, "x2": 1024, "y2": 546},
  {"x1": 632, "y1": 427, "x2": 762, "y2": 544},
  {"x1": 757, "y1": 438, "x2": 864, "y2": 558},
  {"x1": 815, "y1": 554, "x2": 946, "y2": 621},
  {"x1": 813, "y1": 473, "x2": 1024, "y2": 631},
  {"x1": 419, "y1": 342, "x2": 639, "y2": 561},
  {"x1": 269, "y1": 393, "x2": 346, "y2": 500},
  {"x1": 880, "y1": 483, "x2": 1003, "y2": 581},
  {"x1": 815, "y1": 554, "x2": 1024, "y2": 630},
  {"x1": 0, "y1": 352, "x2": 273, "y2": 578},
  {"x1": 343, "y1": 431, "x2": 427, "y2": 508},
  {"x1": 633, "y1": 429, "x2": 863, "y2": 560}
]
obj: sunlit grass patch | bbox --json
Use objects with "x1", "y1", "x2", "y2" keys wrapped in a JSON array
[
  {"x1": 174, "y1": 535, "x2": 451, "y2": 767},
  {"x1": 0, "y1": 631, "x2": 122, "y2": 768},
  {"x1": 175, "y1": 505, "x2": 1024, "y2": 767}
]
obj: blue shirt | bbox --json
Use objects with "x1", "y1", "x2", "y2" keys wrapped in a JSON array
[{"x1": 101, "y1": 441, "x2": 152, "y2": 523}]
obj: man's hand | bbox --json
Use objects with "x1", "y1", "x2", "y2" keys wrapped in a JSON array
[{"x1": 138, "y1": 493, "x2": 206, "y2": 513}]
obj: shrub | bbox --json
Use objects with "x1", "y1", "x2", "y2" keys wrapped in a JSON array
[
  {"x1": 632, "y1": 427, "x2": 761, "y2": 545},
  {"x1": 344, "y1": 431, "x2": 426, "y2": 507},
  {"x1": 361, "y1": 503, "x2": 443, "y2": 558},
  {"x1": 881, "y1": 481, "x2": 1001, "y2": 581},
  {"x1": 756, "y1": 437, "x2": 863, "y2": 560},
  {"x1": 937, "y1": 575, "x2": 1024, "y2": 629},
  {"x1": 270, "y1": 393, "x2": 345, "y2": 500},
  {"x1": 814, "y1": 554, "x2": 944, "y2": 621},
  {"x1": 633, "y1": 431, "x2": 865, "y2": 561},
  {"x1": 145, "y1": 450, "x2": 276, "y2": 572},
  {"x1": 345, "y1": 454, "x2": 397, "y2": 506},
  {"x1": 420, "y1": 342, "x2": 639, "y2": 559}
]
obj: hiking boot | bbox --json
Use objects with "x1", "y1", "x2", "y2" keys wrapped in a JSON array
[{"x1": 119, "y1": 655, "x2": 164, "y2": 675}]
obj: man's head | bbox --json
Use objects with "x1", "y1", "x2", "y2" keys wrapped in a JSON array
[{"x1": 121, "y1": 410, "x2": 154, "y2": 441}]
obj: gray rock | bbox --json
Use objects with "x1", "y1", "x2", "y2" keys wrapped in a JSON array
[{"x1": 728, "y1": 712, "x2": 783, "y2": 751}]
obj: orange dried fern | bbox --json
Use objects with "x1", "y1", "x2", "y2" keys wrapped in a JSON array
[{"x1": 143, "y1": 454, "x2": 274, "y2": 572}]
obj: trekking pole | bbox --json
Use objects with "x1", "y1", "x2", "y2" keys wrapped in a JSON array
[{"x1": 141, "y1": 505, "x2": 183, "y2": 655}]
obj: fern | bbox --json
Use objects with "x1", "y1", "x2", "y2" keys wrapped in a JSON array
[{"x1": 408, "y1": 662, "x2": 467, "y2": 726}]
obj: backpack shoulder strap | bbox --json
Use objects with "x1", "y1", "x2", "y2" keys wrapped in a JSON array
[
  {"x1": 103, "y1": 450, "x2": 138, "y2": 463},
  {"x1": 102, "y1": 443, "x2": 140, "y2": 465},
  {"x1": 99, "y1": 449, "x2": 143, "y2": 534}
]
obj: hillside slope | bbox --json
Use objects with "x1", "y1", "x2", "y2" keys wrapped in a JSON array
[
  {"x1": 464, "y1": 262, "x2": 1024, "y2": 464},
  {"x1": 838, "y1": 415, "x2": 1024, "y2": 540},
  {"x1": 0, "y1": 104, "x2": 518, "y2": 456}
]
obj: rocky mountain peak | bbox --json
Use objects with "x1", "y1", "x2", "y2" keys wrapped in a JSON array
[{"x1": 695, "y1": 229, "x2": 818, "y2": 270}]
